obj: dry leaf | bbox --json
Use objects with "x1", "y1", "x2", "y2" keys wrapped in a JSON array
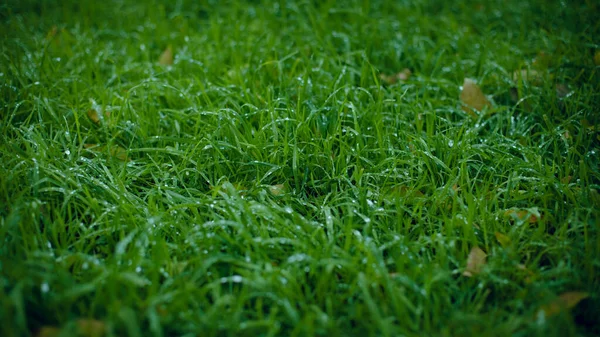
[
  {"x1": 581, "y1": 119, "x2": 597, "y2": 131},
  {"x1": 494, "y1": 232, "x2": 511, "y2": 247},
  {"x1": 463, "y1": 246, "x2": 487, "y2": 277},
  {"x1": 268, "y1": 184, "x2": 286, "y2": 196},
  {"x1": 110, "y1": 146, "x2": 129, "y2": 161},
  {"x1": 159, "y1": 45, "x2": 173, "y2": 65},
  {"x1": 379, "y1": 68, "x2": 412, "y2": 85},
  {"x1": 389, "y1": 185, "x2": 424, "y2": 198},
  {"x1": 83, "y1": 144, "x2": 129, "y2": 161},
  {"x1": 555, "y1": 83, "x2": 571, "y2": 98},
  {"x1": 76, "y1": 319, "x2": 106, "y2": 337},
  {"x1": 460, "y1": 78, "x2": 492, "y2": 118},
  {"x1": 560, "y1": 175, "x2": 572, "y2": 184},
  {"x1": 532, "y1": 51, "x2": 553, "y2": 69},
  {"x1": 512, "y1": 69, "x2": 543, "y2": 86},
  {"x1": 504, "y1": 209, "x2": 539, "y2": 223},
  {"x1": 397, "y1": 68, "x2": 412, "y2": 81},
  {"x1": 517, "y1": 264, "x2": 536, "y2": 284},
  {"x1": 87, "y1": 109, "x2": 110, "y2": 124},
  {"x1": 594, "y1": 50, "x2": 600, "y2": 66},
  {"x1": 537, "y1": 291, "x2": 589, "y2": 319}
]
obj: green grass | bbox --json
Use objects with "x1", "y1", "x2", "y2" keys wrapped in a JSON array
[{"x1": 1, "y1": 0, "x2": 599, "y2": 336}]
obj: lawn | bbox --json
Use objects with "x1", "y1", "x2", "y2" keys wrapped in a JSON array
[{"x1": 1, "y1": 0, "x2": 599, "y2": 336}]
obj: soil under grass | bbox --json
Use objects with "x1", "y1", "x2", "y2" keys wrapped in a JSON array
[{"x1": 1, "y1": 0, "x2": 599, "y2": 336}]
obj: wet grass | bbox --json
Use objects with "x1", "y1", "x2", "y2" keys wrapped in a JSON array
[{"x1": 1, "y1": 0, "x2": 599, "y2": 336}]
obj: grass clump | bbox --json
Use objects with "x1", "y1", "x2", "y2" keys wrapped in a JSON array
[{"x1": 1, "y1": 0, "x2": 599, "y2": 336}]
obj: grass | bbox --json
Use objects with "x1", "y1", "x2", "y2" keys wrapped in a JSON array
[{"x1": 1, "y1": 0, "x2": 599, "y2": 336}]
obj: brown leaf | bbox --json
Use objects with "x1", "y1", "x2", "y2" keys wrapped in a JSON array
[
  {"x1": 463, "y1": 246, "x2": 487, "y2": 277},
  {"x1": 494, "y1": 232, "x2": 511, "y2": 247},
  {"x1": 504, "y1": 209, "x2": 539, "y2": 223},
  {"x1": 397, "y1": 68, "x2": 412, "y2": 81},
  {"x1": 555, "y1": 83, "x2": 571, "y2": 98},
  {"x1": 581, "y1": 119, "x2": 597, "y2": 131},
  {"x1": 110, "y1": 146, "x2": 129, "y2": 161},
  {"x1": 532, "y1": 51, "x2": 553, "y2": 69},
  {"x1": 83, "y1": 144, "x2": 128, "y2": 161},
  {"x1": 77, "y1": 319, "x2": 107, "y2": 337},
  {"x1": 388, "y1": 185, "x2": 424, "y2": 198},
  {"x1": 268, "y1": 184, "x2": 286, "y2": 196},
  {"x1": 537, "y1": 291, "x2": 589, "y2": 318},
  {"x1": 460, "y1": 78, "x2": 492, "y2": 118},
  {"x1": 87, "y1": 109, "x2": 101, "y2": 123},
  {"x1": 159, "y1": 45, "x2": 174, "y2": 65},
  {"x1": 87, "y1": 109, "x2": 110, "y2": 124},
  {"x1": 560, "y1": 175, "x2": 572, "y2": 184},
  {"x1": 379, "y1": 68, "x2": 412, "y2": 85}
]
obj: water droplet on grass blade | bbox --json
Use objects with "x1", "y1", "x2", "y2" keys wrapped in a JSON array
[{"x1": 41, "y1": 282, "x2": 49, "y2": 293}]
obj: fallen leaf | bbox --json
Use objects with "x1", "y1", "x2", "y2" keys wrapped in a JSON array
[
  {"x1": 555, "y1": 83, "x2": 571, "y2": 98},
  {"x1": 87, "y1": 109, "x2": 101, "y2": 123},
  {"x1": 110, "y1": 146, "x2": 129, "y2": 161},
  {"x1": 268, "y1": 184, "x2": 286, "y2": 196},
  {"x1": 504, "y1": 209, "x2": 539, "y2": 223},
  {"x1": 560, "y1": 176, "x2": 572, "y2": 184},
  {"x1": 388, "y1": 185, "x2": 424, "y2": 198},
  {"x1": 397, "y1": 68, "x2": 412, "y2": 81},
  {"x1": 159, "y1": 45, "x2": 174, "y2": 65},
  {"x1": 537, "y1": 291, "x2": 589, "y2": 319},
  {"x1": 379, "y1": 68, "x2": 412, "y2": 85},
  {"x1": 581, "y1": 119, "x2": 597, "y2": 131},
  {"x1": 460, "y1": 78, "x2": 492, "y2": 118},
  {"x1": 463, "y1": 246, "x2": 487, "y2": 277},
  {"x1": 532, "y1": 51, "x2": 553, "y2": 69},
  {"x1": 83, "y1": 144, "x2": 129, "y2": 161},
  {"x1": 594, "y1": 50, "x2": 600, "y2": 66},
  {"x1": 512, "y1": 69, "x2": 543, "y2": 86},
  {"x1": 36, "y1": 326, "x2": 61, "y2": 337},
  {"x1": 87, "y1": 109, "x2": 110, "y2": 124},
  {"x1": 494, "y1": 232, "x2": 511, "y2": 247},
  {"x1": 77, "y1": 319, "x2": 107, "y2": 337}
]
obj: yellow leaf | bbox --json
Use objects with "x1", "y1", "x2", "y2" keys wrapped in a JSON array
[
  {"x1": 594, "y1": 50, "x2": 600, "y2": 66},
  {"x1": 460, "y1": 78, "x2": 492, "y2": 118},
  {"x1": 537, "y1": 291, "x2": 589, "y2": 319},
  {"x1": 463, "y1": 246, "x2": 486, "y2": 277},
  {"x1": 76, "y1": 319, "x2": 106, "y2": 337},
  {"x1": 87, "y1": 109, "x2": 101, "y2": 123},
  {"x1": 494, "y1": 232, "x2": 511, "y2": 247},
  {"x1": 159, "y1": 45, "x2": 173, "y2": 65},
  {"x1": 268, "y1": 184, "x2": 286, "y2": 196},
  {"x1": 87, "y1": 109, "x2": 110, "y2": 124}
]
